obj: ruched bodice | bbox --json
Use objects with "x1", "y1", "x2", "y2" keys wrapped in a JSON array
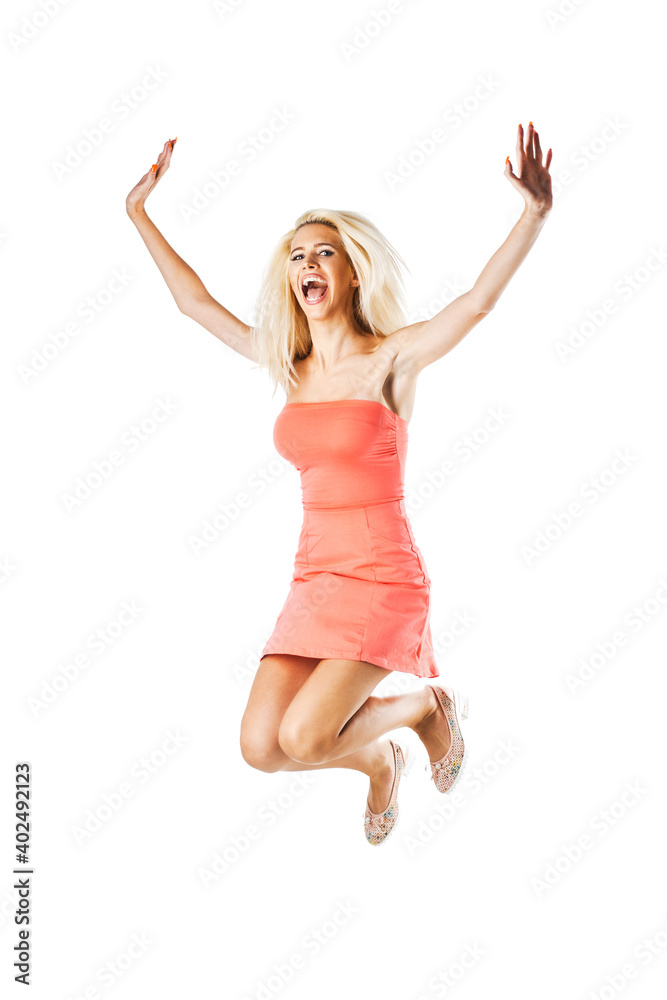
[{"x1": 274, "y1": 399, "x2": 408, "y2": 510}]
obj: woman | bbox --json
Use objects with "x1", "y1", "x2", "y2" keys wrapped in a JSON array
[{"x1": 126, "y1": 123, "x2": 552, "y2": 846}]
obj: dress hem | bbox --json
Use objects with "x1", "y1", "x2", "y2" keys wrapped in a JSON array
[{"x1": 260, "y1": 644, "x2": 440, "y2": 679}]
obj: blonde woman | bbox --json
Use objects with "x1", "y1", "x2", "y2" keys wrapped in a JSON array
[{"x1": 126, "y1": 123, "x2": 552, "y2": 846}]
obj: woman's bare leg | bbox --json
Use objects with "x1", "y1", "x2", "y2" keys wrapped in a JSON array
[
  {"x1": 240, "y1": 654, "x2": 439, "y2": 813},
  {"x1": 277, "y1": 657, "x2": 447, "y2": 766}
]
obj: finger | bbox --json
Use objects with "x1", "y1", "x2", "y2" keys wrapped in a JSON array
[
  {"x1": 155, "y1": 139, "x2": 170, "y2": 160},
  {"x1": 160, "y1": 138, "x2": 177, "y2": 164},
  {"x1": 545, "y1": 148, "x2": 553, "y2": 170},
  {"x1": 533, "y1": 128, "x2": 543, "y2": 165},
  {"x1": 525, "y1": 121, "x2": 535, "y2": 162},
  {"x1": 515, "y1": 124, "x2": 523, "y2": 168},
  {"x1": 151, "y1": 144, "x2": 171, "y2": 176},
  {"x1": 504, "y1": 157, "x2": 523, "y2": 194}
]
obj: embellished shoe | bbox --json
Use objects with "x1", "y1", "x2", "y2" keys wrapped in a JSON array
[
  {"x1": 363, "y1": 739, "x2": 413, "y2": 846},
  {"x1": 426, "y1": 686, "x2": 470, "y2": 794}
]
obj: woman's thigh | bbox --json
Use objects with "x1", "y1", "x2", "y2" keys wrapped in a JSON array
[
  {"x1": 278, "y1": 658, "x2": 391, "y2": 759},
  {"x1": 239, "y1": 653, "x2": 320, "y2": 768}
]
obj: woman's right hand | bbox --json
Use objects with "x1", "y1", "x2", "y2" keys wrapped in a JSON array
[{"x1": 126, "y1": 137, "x2": 177, "y2": 216}]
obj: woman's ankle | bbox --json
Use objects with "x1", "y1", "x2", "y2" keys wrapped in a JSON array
[{"x1": 412, "y1": 686, "x2": 437, "y2": 737}]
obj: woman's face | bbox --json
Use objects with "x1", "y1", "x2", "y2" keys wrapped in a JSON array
[{"x1": 288, "y1": 223, "x2": 358, "y2": 316}]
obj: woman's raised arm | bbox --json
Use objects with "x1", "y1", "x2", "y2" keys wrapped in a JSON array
[
  {"x1": 126, "y1": 138, "x2": 258, "y2": 362},
  {"x1": 385, "y1": 122, "x2": 553, "y2": 376}
]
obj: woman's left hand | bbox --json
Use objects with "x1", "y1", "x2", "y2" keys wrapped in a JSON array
[{"x1": 505, "y1": 122, "x2": 553, "y2": 216}]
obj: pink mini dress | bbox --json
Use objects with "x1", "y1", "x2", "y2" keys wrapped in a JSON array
[{"x1": 259, "y1": 398, "x2": 440, "y2": 678}]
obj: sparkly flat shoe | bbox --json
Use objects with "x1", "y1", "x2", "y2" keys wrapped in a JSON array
[
  {"x1": 426, "y1": 686, "x2": 470, "y2": 794},
  {"x1": 363, "y1": 739, "x2": 413, "y2": 846}
]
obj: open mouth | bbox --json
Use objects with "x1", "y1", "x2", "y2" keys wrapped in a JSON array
[{"x1": 301, "y1": 276, "x2": 329, "y2": 305}]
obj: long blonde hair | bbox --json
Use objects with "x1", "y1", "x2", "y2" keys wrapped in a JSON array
[{"x1": 248, "y1": 209, "x2": 410, "y2": 397}]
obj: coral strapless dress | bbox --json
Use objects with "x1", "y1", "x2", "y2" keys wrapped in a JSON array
[{"x1": 259, "y1": 399, "x2": 440, "y2": 678}]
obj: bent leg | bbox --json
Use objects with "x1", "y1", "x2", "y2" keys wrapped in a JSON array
[
  {"x1": 240, "y1": 654, "x2": 318, "y2": 771},
  {"x1": 278, "y1": 657, "x2": 433, "y2": 764},
  {"x1": 239, "y1": 654, "x2": 396, "y2": 800}
]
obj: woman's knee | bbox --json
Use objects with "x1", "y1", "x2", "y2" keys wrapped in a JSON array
[
  {"x1": 239, "y1": 731, "x2": 285, "y2": 772},
  {"x1": 277, "y1": 719, "x2": 330, "y2": 764}
]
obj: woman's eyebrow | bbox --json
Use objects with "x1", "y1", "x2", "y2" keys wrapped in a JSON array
[{"x1": 290, "y1": 242, "x2": 336, "y2": 253}]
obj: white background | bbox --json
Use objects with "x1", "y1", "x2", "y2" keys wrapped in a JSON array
[{"x1": 2, "y1": 0, "x2": 667, "y2": 997}]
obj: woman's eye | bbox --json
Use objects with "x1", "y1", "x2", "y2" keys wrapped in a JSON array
[{"x1": 291, "y1": 250, "x2": 333, "y2": 261}]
